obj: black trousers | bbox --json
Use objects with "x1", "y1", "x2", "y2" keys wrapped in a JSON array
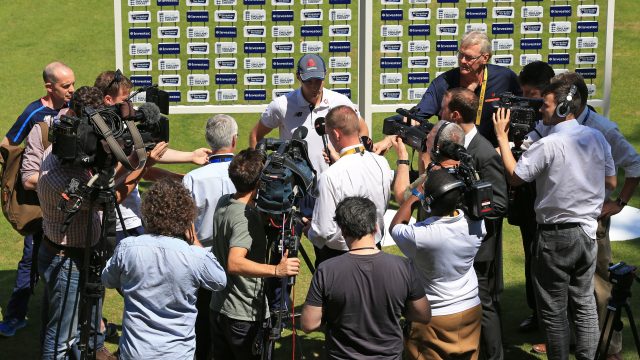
[
  {"x1": 195, "y1": 288, "x2": 212, "y2": 360},
  {"x1": 210, "y1": 312, "x2": 261, "y2": 360}
]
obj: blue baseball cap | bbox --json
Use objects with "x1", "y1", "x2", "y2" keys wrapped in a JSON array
[{"x1": 297, "y1": 54, "x2": 326, "y2": 81}]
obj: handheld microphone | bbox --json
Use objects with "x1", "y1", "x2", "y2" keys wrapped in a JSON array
[
  {"x1": 292, "y1": 125, "x2": 308, "y2": 140},
  {"x1": 314, "y1": 117, "x2": 332, "y2": 165}
]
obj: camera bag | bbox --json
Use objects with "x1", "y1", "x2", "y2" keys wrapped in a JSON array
[{"x1": 0, "y1": 123, "x2": 49, "y2": 235}]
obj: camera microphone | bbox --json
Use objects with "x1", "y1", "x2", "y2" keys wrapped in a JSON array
[
  {"x1": 134, "y1": 102, "x2": 162, "y2": 125},
  {"x1": 292, "y1": 125, "x2": 308, "y2": 140},
  {"x1": 314, "y1": 117, "x2": 333, "y2": 165}
]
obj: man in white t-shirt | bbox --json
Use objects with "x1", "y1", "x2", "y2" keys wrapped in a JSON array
[{"x1": 249, "y1": 54, "x2": 368, "y2": 176}]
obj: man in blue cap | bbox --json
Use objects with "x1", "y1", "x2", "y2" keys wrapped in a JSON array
[{"x1": 249, "y1": 54, "x2": 368, "y2": 176}]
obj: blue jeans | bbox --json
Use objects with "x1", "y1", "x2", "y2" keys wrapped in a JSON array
[
  {"x1": 532, "y1": 226, "x2": 598, "y2": 360},
  {"x1": 4, "y1": 233, "x2": 40, "y2": 321},
  {"x1": 38, "y1": 244, "x2": 104, "y2": 360}
]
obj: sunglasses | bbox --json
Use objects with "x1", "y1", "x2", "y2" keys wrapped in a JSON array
[{"x1": 106, "y1": 69, "x2": 124, "y2": 91}]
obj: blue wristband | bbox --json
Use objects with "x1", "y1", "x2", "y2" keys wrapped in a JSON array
[{"x1": 411, "y1": 188, "x2": 424, "y2": 200}]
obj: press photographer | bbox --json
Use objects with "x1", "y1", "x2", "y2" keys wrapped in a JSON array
[
  {"x1": 37, "y1": 85, "x2": 165, "y2": 360},
  {"x1": 209, "y1": 149, "x2": 300, "y2": 360},
  {"x1": 390, "y1": 168, "x2": 486, "y2": 360},
  {"x1": 494, "y1": 75, "x2": 617, "y2": 359}
]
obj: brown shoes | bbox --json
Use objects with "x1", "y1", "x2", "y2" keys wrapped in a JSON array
[{"x1": 96, "y1": 346, "x2": 117, "y2": 360}]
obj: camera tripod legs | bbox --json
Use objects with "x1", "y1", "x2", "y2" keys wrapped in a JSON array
[{"x1": 595, "y1": 302, "x2": 640, "y2": 360}]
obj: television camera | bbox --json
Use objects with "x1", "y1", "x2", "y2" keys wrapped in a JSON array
[{"x1": 254, "y1": 126, "x2": 317, "y2": 360}]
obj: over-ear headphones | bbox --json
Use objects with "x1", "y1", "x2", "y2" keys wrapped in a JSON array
[
  {"x1": 430, "y1": 121, "x2": 451, "y2": 159},
  {"x1": 420, "y1": 176, "x2": 465, "y2": 214},
  {"x1": 555, "y1": 84, "x2": 577, "y2": 118}
]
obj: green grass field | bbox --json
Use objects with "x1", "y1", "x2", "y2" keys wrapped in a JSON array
[{"x1": 0, "y1": 1, "x2": 639, "y2": 359}]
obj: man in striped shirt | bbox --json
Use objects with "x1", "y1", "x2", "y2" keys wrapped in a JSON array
[{"x1": 0, "y1": 62, "x2": 74, "y2": 338}]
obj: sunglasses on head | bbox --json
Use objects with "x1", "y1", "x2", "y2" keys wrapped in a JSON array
[{"x1": 106, "y1": 69, "x2": 124, "y2": 91}]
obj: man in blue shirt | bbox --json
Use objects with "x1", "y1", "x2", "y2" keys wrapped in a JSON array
[
  {"x1": 0, "y1": 62, "x2": 74, "y2": 338},
  {"x1": 183, "y1": 114, "x2": 237, "y2": 360},
  {"x1": 102, "y1": 178, "x2": 227, "y2": 360},
  {"x1": 415, "y1": 31, "x2": 521, "y2": 148}
]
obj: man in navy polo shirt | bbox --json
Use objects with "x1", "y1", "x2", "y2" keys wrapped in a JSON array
[
  {"x1": 415, "y1": 31, "x2": 521, "y2": 148},
  {"x1": 0, "y1": 62, "x2": 74, "y2": 337}
]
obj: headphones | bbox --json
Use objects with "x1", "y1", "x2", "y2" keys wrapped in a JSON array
[
  {"x1": 555, "y1": 84, "x2": 578, "y2": 118},
  {"x1": 430, "y1": 121, "x2": 451, "y2": 159},
  {"x1": 420, "y1": 175, "x2": 465, "y2": 214}
]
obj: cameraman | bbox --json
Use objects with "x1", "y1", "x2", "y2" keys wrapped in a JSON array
[
  {"x1": 249, "y1": 54, "x2": 368, "y2": 176},
  {"x1": 36, "y1": 86, "x2": 157, "y2": 359},
  {"x1": 493, "y1": 76, "x2": 616, "y2": 360},
  {"x1": 414, "y1": 31, "x2": 521, "y2": 148},
  {"x1": 94, "y1": 70, "x2": 212, "y2": 242},
  {"x1": 101, "y1": 178, "x2": 227, "y2": 359},
  {"x1": 392, "y1": 120, "x2": 465, "y2": 215},
  {"x1": 0, "y1": 61, "x2": 74, "y2": 338},
  {"x1": 440, "y1": 87, "x2": 508, "y2": 358},
  {"x1": 210, "y1": 149, "x2": 300, "y2": 360},
  {"x1": 512, "y1": 61, "x2": 556, "y2": 333},
  {"x1": 306, "y1": 105, "x2": 393, "y2": 265},
  {"x1": 302, "y1": 196, "x2": 430, "y2": 359},
  {"x1": 391, "y1": 168, "x2": 485, "y2": 360}
]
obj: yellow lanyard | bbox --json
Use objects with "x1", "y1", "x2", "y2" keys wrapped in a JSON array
[
  {"x1": 340, "y1": 146, "x2": 365, "y2": 157},
  {"x1": 475, "y1": 67, "x2": 489, "y2": 125}
]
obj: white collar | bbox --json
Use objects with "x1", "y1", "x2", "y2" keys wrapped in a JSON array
[{"x1": 464, "y1": 126, "x2": 478, "y2": 149}]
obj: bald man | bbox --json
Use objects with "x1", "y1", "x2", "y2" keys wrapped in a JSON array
[{"x1": 0, "y1": 62, "x2": 75, "y2": 338}]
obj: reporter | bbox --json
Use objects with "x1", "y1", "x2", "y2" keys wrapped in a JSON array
[
  {"x1": 102, "y1": 178, "x2": 226, "y2": 359},
  {"x1": 391, "y1": 169, "x2": 486, "y2": 360}
]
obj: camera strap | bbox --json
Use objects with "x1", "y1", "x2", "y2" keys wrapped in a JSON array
[
  {"x1": 89, "y1": 112, "x2": 147, "y2": 171},
  {"x1": 474, "y1": 67, "x2": 489, "y2": 125}
]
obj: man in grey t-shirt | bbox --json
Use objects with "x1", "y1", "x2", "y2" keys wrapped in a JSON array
[
  {"x1": 302, "y1": 197, "x2": 430, "y2": 359},
  {"x1": 209, "y1": 149, "x2": 300, "y2": 360}
]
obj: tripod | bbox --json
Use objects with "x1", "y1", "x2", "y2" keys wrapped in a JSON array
[
  {"x1": 259, "y1": 210, "x2": 315, "y2": 360},
  {"x1": 59, "y1": 166, "x2": 119, "y2": 360},
  {"x1": 595, "y1": 284, "x2": 640, "y2": 359}
]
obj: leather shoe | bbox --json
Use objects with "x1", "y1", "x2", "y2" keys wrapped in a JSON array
[
  {"x1": 519, "y1": 314, "x2": 538, "y2": 332},
  {"x1": 531, "y1": 343, "x2": 546, "y2": 354},
  {"x1": 96, "y1": 346, "x2": 117, "y2": 360},
  {"x1": 606, "y1": 352, "x2": 623, "y2": 360}
]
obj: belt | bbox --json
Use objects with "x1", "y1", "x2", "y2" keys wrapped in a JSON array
[
  {"x1": 537, "y1": 223, "x2": 580, "y2": 231},
  {"x1": 42, "y1": 236, "x2": 85, "y2": 258}
]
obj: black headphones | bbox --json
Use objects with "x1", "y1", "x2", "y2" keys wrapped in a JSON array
[
  {"x1": 430, "y1": 121, "x2": 451, "y2": 159},
  {"x1": 420, "y1": 176, "x2": 465, "y2": 214},
  {"x1": 555, "y1": 84, "x2": 578, "y2": 118}
]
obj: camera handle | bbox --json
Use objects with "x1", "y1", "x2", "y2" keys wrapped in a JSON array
[{"x1": 88, "y1": 110, "x2": 147, "y2": 171}]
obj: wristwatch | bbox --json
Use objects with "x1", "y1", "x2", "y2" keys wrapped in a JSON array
[
  {"x1": 616, "y1": 198, "x2": 627, "y2": 208},
  {"x1": 396, "y1": 159, "x2": 410, "y2": 166}
]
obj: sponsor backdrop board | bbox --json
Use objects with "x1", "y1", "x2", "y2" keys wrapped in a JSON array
[
  {"x1": 115, "y1": 0, "x2": 613, "y2": 117},
  {"x1": 374, "y1": 0, "x2": 610, "y2": 108},
  {"x1": 117, "y1": 0, "x2": 359, "y2": 107}
]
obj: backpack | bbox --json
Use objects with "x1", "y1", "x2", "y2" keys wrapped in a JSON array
[{"x1": 0, "y1": 123, "x2": 49, "y2": 235}]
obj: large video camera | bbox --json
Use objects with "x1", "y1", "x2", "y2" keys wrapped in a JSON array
[
  {"x1": 50, "y1": 87, "x2": 169, "y2": 171},
  {"x1": 609, "y1": 262, "x2": 639, "y2": 292},
  {"x1": 383, "y1": 108, "x2": 434, "y2": 152},
  {"x1": 441, "y1": 147, "x2": 493, "y2": 219},
  {"x1": 254, "y1": 127, "x2": 316, "y2": 358},
  {"x1": 491, "y1": 93, "x2": 543, "y2": 143}
]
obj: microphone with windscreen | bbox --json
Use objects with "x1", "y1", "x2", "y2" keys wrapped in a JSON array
[{"x1": 314, "y1": 117, "x2": 333, "y2": 165}]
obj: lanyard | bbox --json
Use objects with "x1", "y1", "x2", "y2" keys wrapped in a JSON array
[
  {"x1": 475, "y1": 67, "x2": 489, "y2": 125},
  {"x1": 340, "y1": 146, "x2": 365, "y2": 158},
  {"x1": 209, "y1": 155, "x2": 233, "y2": 163}
]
